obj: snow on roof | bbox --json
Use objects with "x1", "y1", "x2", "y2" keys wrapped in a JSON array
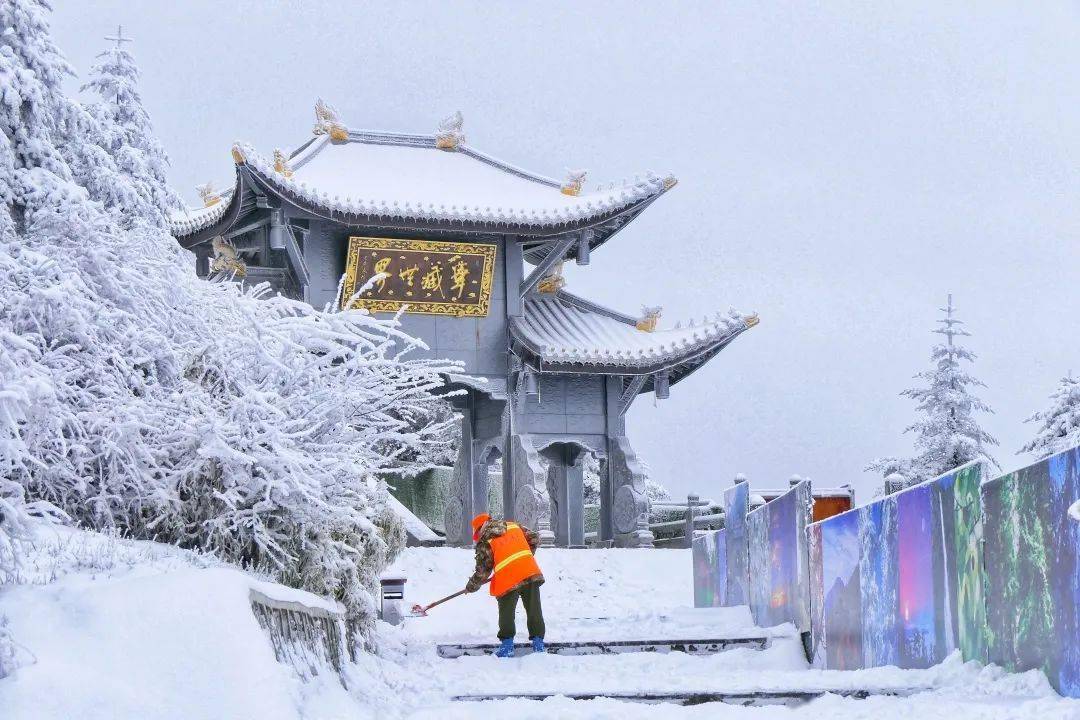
[
  {"x1": 169, "y1": 187, "x2": 233, "y2": 236},
  {"x1": 444, "y1": 373, "x2": 508, "y2": 399},
  {"x1": 512, "y1": 291, "x2": 754, "y2": 370},
  {"x1": 254, "y1": 133, "x2": 673, "y2": 226},
  {"x1": 168, "y1": 127, "x2": 676, "y2": 237}
]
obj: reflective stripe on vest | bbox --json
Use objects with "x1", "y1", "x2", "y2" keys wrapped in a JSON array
[
  {"x1": 493, "y1": 549, "x2": 532, "y2": 574},
  {"x1": 488, "y1": 522, "x2": 541, "y2": 597}
]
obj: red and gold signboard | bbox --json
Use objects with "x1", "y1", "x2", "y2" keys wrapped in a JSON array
[{"x1": 341, "y1": 237, "x2": 497, "y2": 317}]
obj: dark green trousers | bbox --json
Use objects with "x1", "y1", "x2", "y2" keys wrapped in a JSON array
[{"x1": 497, "y1": 580, "x2": 545, "y2": 640}]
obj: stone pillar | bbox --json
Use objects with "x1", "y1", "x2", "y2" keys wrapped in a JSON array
[
  {"x1": 508, "y1": 433, "x2": 554, "y2": 547},
  {"x1": 443, "y1": 395, "x2": 475, "y2": 547},
  {"x1": 542, "y1": 445, "x2": 587, "y2": 548},
  {"x1": 566, "y1": 452, "x2": 585, "y2": 547},
  {"x1": 607, "y1": 434, "x2": 655, "y2": 548},
  {"x1": 599, "y1": 456, "x2": 613, "y2": 542}
]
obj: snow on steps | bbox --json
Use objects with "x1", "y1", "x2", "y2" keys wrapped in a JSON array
[
  {"x1": 452, "y1": 686, "x2": 931, "y2": 707},
  {"x1": 437, "y1": 635, "x2": 770, "y2": 658}
]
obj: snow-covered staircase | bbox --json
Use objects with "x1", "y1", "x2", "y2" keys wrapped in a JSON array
[
  {"x1": 451, "y1": 686, "x2": 928, "y2": 707},
  {"x1": 436, "y1": 635, "x2": 770, "y2": 658}
]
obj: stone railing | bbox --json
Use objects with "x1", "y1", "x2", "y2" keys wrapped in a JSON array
[{"x1": 249, "y1": 587, "x2": 348, "y2": 682}]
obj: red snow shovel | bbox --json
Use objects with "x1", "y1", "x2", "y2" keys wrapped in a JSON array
[{"x1": 410, "y1": 577, "x2": 490, "y2": 617}]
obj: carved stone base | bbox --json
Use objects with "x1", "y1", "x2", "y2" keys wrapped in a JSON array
[
  {"x1": 613, "y1": 529, "x2": 656, "y2": 548},
  {"x1": 608, "y1": 436, "x2": 655, "y2": 549},
  {"x1": 510, "y1": 434, "x2": 554, "y2": 547}
]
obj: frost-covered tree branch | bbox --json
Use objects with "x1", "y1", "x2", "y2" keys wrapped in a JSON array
[{"x1": 0, "y1": 0, "x2": 459, "y2": 643}]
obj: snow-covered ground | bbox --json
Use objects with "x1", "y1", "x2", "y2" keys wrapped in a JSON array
[
  {"x1": 0, "y1": 526, "x2": 363, "y2": 720},
  {"x1": 2, "y1": 533, "x2": 1078, "y2": 719}
]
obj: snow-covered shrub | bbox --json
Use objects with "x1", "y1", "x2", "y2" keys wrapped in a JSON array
[
  {"x1": 0, "y1": 615, "x2": 17, "y2": 679},
  {"x1": 582, "y1": 453, "x2": 669, "y2": 506},
  {"x1": 868, "y1": 296, "x2": 998, "y2": 489},
  {"x1": 0, "y1": 0, "x2": 456, "y2": 642}
]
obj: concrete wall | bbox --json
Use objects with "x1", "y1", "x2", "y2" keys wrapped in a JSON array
[{"x1": 518, "y1": 374, "x2": 607, "y2": 439}]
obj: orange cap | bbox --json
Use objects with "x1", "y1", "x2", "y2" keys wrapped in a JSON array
[{"x1": 471, "y1": 513, "x2": 491, "y2": 542}]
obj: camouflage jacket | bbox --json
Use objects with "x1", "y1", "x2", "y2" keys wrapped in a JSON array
[{"x1": 466, "y1": 519, "x2": 544, "y2": 594}]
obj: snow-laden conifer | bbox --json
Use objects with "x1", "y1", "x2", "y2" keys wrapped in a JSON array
[
  {"x1": 868, "y1": 295, "x2": 998, "y2": 489},
  {"x1": 0, "y1": 1, "x2": 456, "y2": 639},
  {"x1": 78, "y1": 27, "x2": 181, "y2": 223},
  {"x1": 1019, "y1": 374, "x2": 1080, "y2": 460}
]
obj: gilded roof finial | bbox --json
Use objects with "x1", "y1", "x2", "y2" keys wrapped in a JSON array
[
  {"x1": 435, "y1": 110, "x2": 465, "y2": 150},
  {"x1": 313, "y1": 98, "x2": 349, "y2": 142},
  {"x1": 561, "y1": 169, "x2": 587, "y2": 197},
  {"x1": 636, "y1": 306, "x2": 662, "y2": 333},
  {"x1": 273, "y1": 149, "x2": 293, "y2": 178},
  {"x1": 230, "y1": 144, "x2": 246, "y2": 165},
  {"x1": 196, "y1": 182, "x2": 220, "y2": 207},
  {"x1": 537, "y1": 261, "x2": 565, "y2": 294}
]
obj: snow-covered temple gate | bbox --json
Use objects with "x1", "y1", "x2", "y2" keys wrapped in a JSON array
[{"x1": 170, "y1": 103, "x2": 756, "y2": 548}]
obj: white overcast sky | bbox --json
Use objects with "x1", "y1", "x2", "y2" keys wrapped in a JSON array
[{"x1": 51, "y1": 1, "x2": 1080, "y2": 503}]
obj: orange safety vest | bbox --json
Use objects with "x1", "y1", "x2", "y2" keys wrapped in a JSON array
[{"x1": 488, "y1": 522, "x2": 542, "y2": 597}]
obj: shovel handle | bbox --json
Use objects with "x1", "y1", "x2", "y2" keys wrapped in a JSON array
[{"x1": 422, "y1": 577, "x2": 491, "y2": 613}]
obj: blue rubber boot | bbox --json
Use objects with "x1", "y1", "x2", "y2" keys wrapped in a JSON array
[
  {"x1": 494, "y1": 638, "x2": 516, "y2": 658},
  {"x1": 530, "y1": 637, "x2": 546, "y2": 654}
]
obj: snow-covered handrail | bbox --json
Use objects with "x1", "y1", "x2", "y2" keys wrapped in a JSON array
[{"x1": 249, "y1": 587, "x2": 348, "y2": 682}]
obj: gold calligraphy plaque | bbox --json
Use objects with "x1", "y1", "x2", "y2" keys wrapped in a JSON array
[{"x1": 341, "y1": 237, "x2": 497, "y2": 317}]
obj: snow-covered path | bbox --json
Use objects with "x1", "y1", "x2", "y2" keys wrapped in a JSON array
[
  {"x1": 379, "y1": 547, "x2": 1079, "y2": 719},
  {"x1": 3, "y1": 534, "x2": 1077, "y2": 719}
]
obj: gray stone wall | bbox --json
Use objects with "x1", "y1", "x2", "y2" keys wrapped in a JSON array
[{"x1": 300, "y1": 223, "x2": 508, "y2": 378}]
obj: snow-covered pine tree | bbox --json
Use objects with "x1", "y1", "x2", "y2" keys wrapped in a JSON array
[
  {"x1": 77, "y1": 25, "x2": 181, "y2": 224},
  {"x1": 0, "y1": 1, "x2": 457, "y2": 641},
  {"x1": 868, "y1": 295, "x2": 999, "y2": 489},
  {"x1": 1019, "y1": 373, "x2": 1080, "y2": 460}
]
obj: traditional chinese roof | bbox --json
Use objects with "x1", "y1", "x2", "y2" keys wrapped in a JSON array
[
  {"x1": 169, "y1": 122, "x2": 676, "y2": 257},
  {"x1": 170, "y1": 188, "x2": 233, "y2": 237},
  {"x1": 510, "y1": 291, "x2": 756, "y2": 387}
]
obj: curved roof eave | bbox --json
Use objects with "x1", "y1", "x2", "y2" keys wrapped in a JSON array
[
  {"x1": 510, "y1": 323, "x2": 750, "y2": 389},
  {"x1": 170, "y1": 169, "x2": 245, "y2": 248}
]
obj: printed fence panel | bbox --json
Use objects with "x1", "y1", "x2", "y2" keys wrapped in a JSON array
[
  {"x1": 810, "y1": 462, "x2": 986, "y2": 672},
  {"x1": 859, "y1": 498, "x2": 898, "y2": 668},
  {"x1": 807, "y1": 522, "x2": 825, "y2": 666},
  {"x1": 692, "y1": 529, "x2": 727, "y2": 608},
  {"x1": 724, "y1": 482, "x2": 750, "y2": 606},
  {"x1": 982, "y1": 447, "x2": 1080, "y2": 697},
  {"x1": 747, "y1": 507, "x2": 770, "y2": 625},
  {"x1": 820, "y1": 506, "x2": 862, "y2": 669},
  {"x1": 747, "y1": 480, "x2": 812, "y2": 630}
]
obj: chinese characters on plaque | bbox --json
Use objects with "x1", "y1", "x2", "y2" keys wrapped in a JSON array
[{"x1": 341, "y1": 237, "x2": 496, "y2": 317}]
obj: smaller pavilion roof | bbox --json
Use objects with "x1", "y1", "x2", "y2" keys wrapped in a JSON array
[{"x1": 511, "y1": 291, "x2": 756, "y2": 386}]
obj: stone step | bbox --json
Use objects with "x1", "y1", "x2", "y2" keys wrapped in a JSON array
[
  {"x1": 452, "y1": 686, "x2": 928, "y2": 706},
  {"x1": 436, "y1": 636, "x2": 770, "y2": 659}
]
